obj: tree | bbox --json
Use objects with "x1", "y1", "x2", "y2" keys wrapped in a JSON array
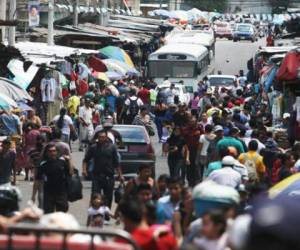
[{"x1": 269, "y1": 0, "x2": 291, "y2": 13}]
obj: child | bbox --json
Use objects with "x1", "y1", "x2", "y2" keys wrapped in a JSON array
[
  {"x1": 161, "y1": 120, "x2": 172, "y2": 156},
  {"x1": 193, "y1": 209, "x2": 227, "y2": 250},
  {"x1": 87, "y1": 193, "x2": 113, "y2": 228}
]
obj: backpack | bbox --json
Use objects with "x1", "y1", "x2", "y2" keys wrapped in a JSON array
[
  {"x1": 128, "y1": 98, "x2": 139, "y2": 116},
  {"x1": 243, "y1": 153, "x2": 259, "y2": 182}
]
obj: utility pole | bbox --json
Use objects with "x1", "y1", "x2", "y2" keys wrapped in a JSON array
[
  {"x1": 73, "y1": 0, "x2": 79, "y2": 27},
  {"x1": 0, "y1": 0, "x2": 7, "y2": 43},
  {"x1": 8, "y1": 0, "x2": 16, "y2": 46},
  {"x1": 48, "y1": 0, "x2": 54, "y2": 46}
]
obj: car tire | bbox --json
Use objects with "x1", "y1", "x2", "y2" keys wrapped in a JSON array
[
  {"x1": 251, "y1": 38, "x2": 255, "y2": 43},
  {"x1": 233, "y1": 38, "x2": 237, "y2": 42}
]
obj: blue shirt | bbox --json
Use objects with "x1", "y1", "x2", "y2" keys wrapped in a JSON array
[
  {"x1": 0, "y1": 113, "x2": 20, "y2": 136},
  {"x1": 106, "y1": 95, "x2": 116, "y2": 113},
  {"x1": 205, "y1": 161, "x2": 222, "y2": 177},
  {"x1": 156, "y1": 195, "x2": 180, "y2": 224}
]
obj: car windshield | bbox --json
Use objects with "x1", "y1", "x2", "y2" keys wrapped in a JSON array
[
  {"x1": 208, "y1": 77, "x2": 235, "y2": 87},
  {"x1": 115, "y1": 126, "x2": 148, "y2": 143},
  {"x1": 237, "y1": 25, "x2": 251, "y2": 32}
]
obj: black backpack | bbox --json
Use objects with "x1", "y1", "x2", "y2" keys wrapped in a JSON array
[{"x1": 128, "y1": 98, "x2": 139, "y2": 116}]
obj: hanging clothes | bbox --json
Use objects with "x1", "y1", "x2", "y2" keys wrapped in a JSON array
[{"x1": 40, "y1": 77, "x2": 56, "y2": 102}]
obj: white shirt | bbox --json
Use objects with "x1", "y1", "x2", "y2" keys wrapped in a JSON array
[
  {"x1": 243, "y1": 138, "x2": 265, "y2": 153},
  {"x1": 40, "y1": 78, "x2": 56, "y2": 102},
  {"x1": 79, "y1": 106, "x2": 93, "y2": 126},
  {"x1": 88, "y1": 206, "x2": 111, "y2": 217},
  {"x1": 52, "y1": 115, "x2": 73, "y2": 135},
  {"x1": 199, "y1": 134, "x2": 215, "y2": 156},
  {"x1": 124, "y1": 96, "x2": 144, "y2": 114},
  {"x1": 207, "y1": 167, "x2": 242, "y2": 188}
]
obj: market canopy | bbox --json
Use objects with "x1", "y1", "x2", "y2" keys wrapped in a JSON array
[
  {"x1": 14, "y1": 42, "x2": 98, "y2": 65},
  {"x1": 0, "y1": 77, "x2": 33, "y2": 102},
  {"x1": 99, "y1": 46, "x2": 134, "y2": 68},
  {"x1": 269, "y1": 173, "x2": 300, "y2": 201},
  {"x1": 102, "y1": 59, "x2": 139, "y2": 76},
  {"x1": 0, "y1": 93, "x2": 18, "y2": 111}
]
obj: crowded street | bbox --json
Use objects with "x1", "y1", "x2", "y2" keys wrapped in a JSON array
[
  {"x1": 17, "y1": 38, "x2": 265, "y2": 224},
  {"x1": 1, "y1": 1, "x2": 300, "y2": 250}
]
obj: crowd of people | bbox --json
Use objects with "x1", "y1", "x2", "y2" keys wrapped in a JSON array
[{"x1": 0, "y1": 62, "x2": 300, "y2": 250}]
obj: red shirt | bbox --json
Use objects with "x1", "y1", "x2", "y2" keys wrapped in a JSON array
[
  {"x1": 131, "y1": 228, "x2": 157, "y2": 250},
  {"x1": 77, "y1": 79, "x2": 89, "y2": 96},
  {"x1": 131, "y1": 227, "x2": 177, "y2": 250},
  {"x1": 138, "y1": 88, "x2": 150, "y2": 104}
]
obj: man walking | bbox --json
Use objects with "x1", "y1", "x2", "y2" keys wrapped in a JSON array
[
  {"x1": 0, "y1": 139, "x2": 16, "y2": 185},
  {"x1": 82, "y1": 130, "x2": 122, "y2": 208},
  {"x1": 78, "y1": 98, "x2": 94, "y2": 151},
  {"x1": 35, "y1": 143, "x2": 73, "y2": 213}
]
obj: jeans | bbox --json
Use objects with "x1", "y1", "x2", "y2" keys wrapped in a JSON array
[
  {"x1": 92, "y1": 175, "x2": 114, "y2": 208},
  {"x1": 186, "y1": 150, "x2": 200, "y2": 187},
  {"x1": 155, "y1": 116, "x2": 163, "y2": 140},
  {"x1": 168, "y1": 157, "x2": 186, "y2": 184}
]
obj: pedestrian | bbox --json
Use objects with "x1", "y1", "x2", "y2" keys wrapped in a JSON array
[
  {"x1": 154, "y1": 99, "x2": 167, "y2": 141},
  {"x1": 198, "y1": 124, "x2": 216, "y2": 181},
  {"x1": 207, "y1": 156, "x2": 242, "y2": 188},
  {"x1": 49, "y1": 128, "x2": 71, "y2": 157},
  {"x1": 78, "y1": 98, "x2": 94, "y2": 151},
  {"x1": 157, "y1": 177, "x2": 183, "y2": 224},
  {"x1": 22, "y1": 122, "x2": 41, "y2": 181},
  {"x1": 189, "y1": 92, "x2": 200, "y2": 118},
  {"x1": 82, "y1": 130, "x2": 122, "y2": 208},
  {"x1": 278, "y1": 153, "x2": 296, "y2": 181},
  {"x1": 238, "y1": 140, "x2": 266, "y2": 183},
  {"x1": 125, "y1": 164, "x2": 155, "y2": 197},
  {"x1": 122, "y1": 88, "x2": 144, "y2": 125},
  {"x1": 0, "y1": 139, "x2": 16, "y2": 185},
  {"x1": 35, "y1": 143, "x2": 73, "y2": 213},
  {"x1": 23, "y1": 109, "x2": 42, "y2": 128},
  {"x1": 0, "y1": 111, "x2": 21, "y2": 136},
  {"x1": 87, "y1": 193, "x2": 113, "y2": 228},
  {"x1": 30, "y1": 135, "x2": 45, "y2": 208},
  {"x1": 173, "y1": 103, "x2": 189, "y2": 128},
  {"x1": 216, "y1": 127, "x2": 245, "y2": 155},
  {"x1": 165, "y1": 127, "x2": 190, "y2": 183},
  {"x1": 132, "y1": 106, "x2": 155, "y2": 136},
  {"x1": 51, "y1": 107, "x2": 75, "y2": 144},
  {"x1": 193, "y1": 209, "x2": 228, "y2": 250}
]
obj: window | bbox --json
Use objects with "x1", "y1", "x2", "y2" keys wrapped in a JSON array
[{"x1": 148, "y1": 61, "x2": 196, "y2": 78}]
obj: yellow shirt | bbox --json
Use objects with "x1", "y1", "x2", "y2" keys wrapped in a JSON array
[
  {"x1": 238, "y1": 151, "x2": 266, "y2": 175},
  {"x1": 67, "y1": 96, "x2": 80, "y2": 115}
]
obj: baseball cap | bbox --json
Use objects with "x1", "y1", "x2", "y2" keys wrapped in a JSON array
[{"x1": 214, "y1": 125, "x2": 224, "y2": 132}]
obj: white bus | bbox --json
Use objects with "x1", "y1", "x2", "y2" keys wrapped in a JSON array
[
  {"x1": 165, "y1": 31, "x2": 215, "y2": 61},
  {"x1": 147, "y1": 43, "x2": 213, "y2": 93}
]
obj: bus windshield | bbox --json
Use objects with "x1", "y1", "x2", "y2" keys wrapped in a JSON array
[{"x1": 148, "y1": 61, "x2": 196, "y2": 78}]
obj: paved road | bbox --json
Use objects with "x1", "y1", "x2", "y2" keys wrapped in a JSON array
[{"x1": 18, "y1": 38, "x2": 265, "y2": 225}]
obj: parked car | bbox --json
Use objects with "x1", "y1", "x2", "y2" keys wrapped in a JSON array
[
  {"x1": 156, "y1": 83, "x2": 191, "y2": 105},
  {"x1": 233, "y1": 23, "x2": 257, "y2": 42},
  {"x1": 93, "y1": 125, "x2": 156, "y2": 178},
  {"x1": 214, "y1": 22, "x2": 233, "y2": 40},
  {"x1": 207, "y1": 75, "x2": 237, "y2": 91}
]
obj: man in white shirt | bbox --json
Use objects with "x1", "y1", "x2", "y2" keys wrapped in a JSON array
[
  {"x1": 78, "y1": 98, "x2": 94, "y2": 151},
  {"x1": 122, "y1": 89, "x2": 143, "y2": 124},
  {"x1": 207, "y1": 156, "x2": 242, "y2": 188}
]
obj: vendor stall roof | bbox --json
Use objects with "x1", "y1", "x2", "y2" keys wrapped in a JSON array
[
  {"x1": 258, "y1": 46, "x2": 298, "y2": 54},
  {"x1": 13, "y1": 42, "x2": 98, "y2": 64}
]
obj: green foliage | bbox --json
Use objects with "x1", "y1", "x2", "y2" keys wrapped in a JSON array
[
  {"x1": 269, "y1": 0, "x2": 290, "y2": 13},
  {"x1": 184, "y1": 0, "x2": 228, "y2": 12}
]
